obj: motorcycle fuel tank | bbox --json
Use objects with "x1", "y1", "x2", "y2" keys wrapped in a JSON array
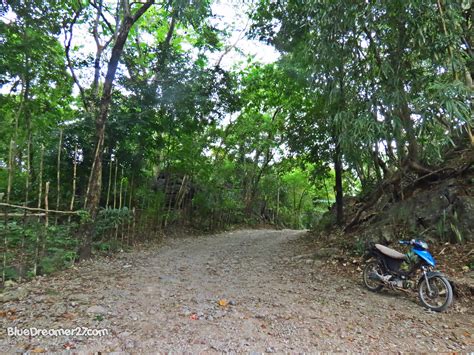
[{"x1": 413, "y1": 249, "x2": 436, "y2": 266}]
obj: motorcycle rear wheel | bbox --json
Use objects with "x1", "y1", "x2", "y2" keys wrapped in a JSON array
[
  {"x1": 363, "y1": 260, "x2": 384, "y2": 292},
  {"x1": 418, "y1": 275, "x2": 453, "y2": 312}
]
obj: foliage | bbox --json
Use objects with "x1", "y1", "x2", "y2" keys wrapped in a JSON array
[
  {"x1": 94, "y1": 208, "x2": 132, "y2": 239},
  {"x1": 0, "y1": 0, "x2": 472, "y2": 281},
  {"x1": 0, "y1": 221, "x2": 78, "y2": 279},
  {"x1": 251, "y1": 0, "x2": 473, "y2": 180}
]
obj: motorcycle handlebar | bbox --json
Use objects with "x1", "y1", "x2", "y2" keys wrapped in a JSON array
[{"x1": 399, "y1": 240, "x2": 410, "y2": 245}]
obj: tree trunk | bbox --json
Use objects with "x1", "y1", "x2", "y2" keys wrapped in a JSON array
[
  {"x1": 334, "y1": 141, "x2": 344, "y2": 226},
  {"x1": 80, "y1": 2, "x2": 154, "y2": 259},
  {"x1": 399, "y1": 101, "x2": 419, "y2": 162}
]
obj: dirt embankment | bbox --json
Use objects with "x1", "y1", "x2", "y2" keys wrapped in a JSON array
[
  {"x1": 315, "y1": 149, "x2": 474, "y2": 297},
  {"x1": 321, "y1": 148, "x2": 474, "y2": 244},
  {"x1": 1, "y1": 229, "x2": 472, "y2": 352}
]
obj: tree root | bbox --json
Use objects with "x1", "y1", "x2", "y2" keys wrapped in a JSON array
[{"x1": 343, "y1": 155, "x2": 473, "y2": 232}]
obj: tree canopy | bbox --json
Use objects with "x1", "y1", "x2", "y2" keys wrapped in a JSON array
[{"x1": 0, "y1": 0, "x2": 472, "y2": 280}]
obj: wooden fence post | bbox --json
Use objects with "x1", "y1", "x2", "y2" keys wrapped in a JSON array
[
  {"x1": 131, "y1": 207, "x2": 136, "y2": 245},
  {"x1": 106, "y1": 153, "x2": 113, "y2": 208},
  {"x1": 19, "y1": 133, "x2": 32, "y2": 281},
  {"x1": 2, "y1": 138, "x2": 15, "y2": 283},
  {"x1": 119, "y1": 167, "x2": 124, "y2": 244},
  {"x1": 41, "y1": 182, "x2": 50, "y2": 261},
  {"x1": 113, "y1": 158, "x2": 118, "y2": 209},
  {"x1": 68, "y1": 144, "x2": 78, "y2": 223},
  {"x1": 55, "y1": 129, "x2": 63, "y2": 224},
  {"x1": 37, "y1": 145, "x2": 44, "y2": 211}
]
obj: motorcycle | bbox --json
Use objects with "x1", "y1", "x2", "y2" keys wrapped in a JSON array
[{"x1": 362, "y1": 239, "x2": 453, "y2": 312}]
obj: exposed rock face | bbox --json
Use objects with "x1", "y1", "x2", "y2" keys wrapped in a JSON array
[
  {"x1": 318, "y1": 153, "x2": 474, "y2": 243},
  {"x1": 152, "y1": 171, "x2": 195, "y2": 209},
  {"x1": 365, "y1": 178, "x2": 474, "y2": 242},
  {"x1": 454, "y1": 195, "x2": 474, "y2": 240}
]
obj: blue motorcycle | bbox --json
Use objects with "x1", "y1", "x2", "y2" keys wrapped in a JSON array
[{"x1": 362, "y1": 239, "x2": 453, "y2": 312}]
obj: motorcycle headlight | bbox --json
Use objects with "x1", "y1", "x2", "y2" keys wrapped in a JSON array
[{"x1": 418, "y1": 240, "x2": 428, "y2": 250}]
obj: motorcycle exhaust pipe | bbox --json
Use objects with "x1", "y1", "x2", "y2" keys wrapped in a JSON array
[
  {"x1": 368, "y1": 272, "x2": 411, "y2": 292},
  {"x1": 368, "y1": 271, "x2": 385, "y2": 282},
  {"x1": 368, "y1": 271, "x2": 393, "y2": 284}
]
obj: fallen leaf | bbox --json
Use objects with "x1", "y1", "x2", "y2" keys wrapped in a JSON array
[
  {"x1": 190, "y1": 313, "x2": 198, "y2": 320},
  {"x1": 218, "y1": 299, "x2": 229, "y2": 307},
  {"x1": 5, "y1": 308, "x2": 17, "y2": 320},
  {"x1": 31, "y1": 348, "x2": 46, "y2": 353},
  {"x1": 60, "y1": 312, "x2": 76, "y2": 320},
  {"x1": 63, "y1": 342, "x2": 76, "y2": 350}
]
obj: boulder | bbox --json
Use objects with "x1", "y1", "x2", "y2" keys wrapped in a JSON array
[{"x1": 453, "y1": 196, "x2": 474, "y2": 241}]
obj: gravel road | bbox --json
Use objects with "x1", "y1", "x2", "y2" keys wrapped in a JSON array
[{"x1": 0, "y1": 229, "x2": 472, "y2": 352}]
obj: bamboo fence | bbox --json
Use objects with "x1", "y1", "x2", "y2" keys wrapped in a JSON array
[{"x1": 0, "y1": 131, "x2": 150, "y2": 284}]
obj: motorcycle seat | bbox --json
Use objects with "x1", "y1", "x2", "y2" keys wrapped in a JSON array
[{"x1": 375, "y1": 244, "x2": 406, "y2": 260}]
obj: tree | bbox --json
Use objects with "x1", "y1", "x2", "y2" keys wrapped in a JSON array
[
  {"x1": 0, "y1": 0, "x2": 74, "y2": 202},
  {"x1": 60, "y1": 0, "x2": 218, "y2": 258},
  {"x1": 251, "y1": 0, "x2": 473, "y2": 226}
]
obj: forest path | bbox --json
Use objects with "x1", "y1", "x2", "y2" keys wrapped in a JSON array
[{"x1": 1, "y1": 229, "x2": 472, "y2": 352}]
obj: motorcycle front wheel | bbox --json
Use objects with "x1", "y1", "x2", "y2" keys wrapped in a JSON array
[
  {"x1": 418, "y1": 275, "x2": 453, "y2": 312},
  {"x1": 362, "y1": 260, "x2": 384, "y2": 292}
]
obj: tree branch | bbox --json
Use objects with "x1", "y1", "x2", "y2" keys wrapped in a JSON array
[
  {"x1": 150, "y1": 11, "x2": 176, "y2": 83},
  {"x1": 123, "y1": 0, "x2": 131, "y2": 18},
  {"x1": 215, "y1": 15, "x2": 251, "y2": 68},
  {"x1": 89, "y1": 0, "x2": 115, "y2": 33},
  {"x1": 0, "y1": 202, "x2": 79, "y2": 215},
  {"x1": 64, "y1": 6, "x2": 89, "y2": 111},
  {"x1": 132, "y1": 0, "x2": 154, "y2": 22},
  {"x1": 92, "y1": 0, "x2": 102, "y2": 48},
  {"x1": 91, "y1": 0, "x2": 105, "y2": 97}
]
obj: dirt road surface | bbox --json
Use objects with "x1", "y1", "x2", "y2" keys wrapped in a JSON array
[{"x1": 1, "y1": 229, "x2": 472, "y2": 352}]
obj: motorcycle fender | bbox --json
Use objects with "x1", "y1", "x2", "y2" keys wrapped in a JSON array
[{"x1": 417, "y1": 271, "x2": 447, "y2": 287}]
